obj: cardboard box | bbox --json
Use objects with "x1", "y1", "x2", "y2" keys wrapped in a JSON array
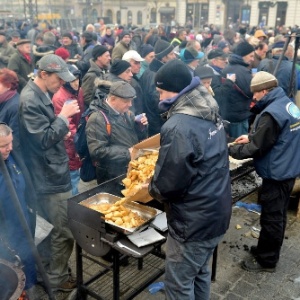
[{"x1": 123, "y1": 134, "x2": 160, "y2": 203}]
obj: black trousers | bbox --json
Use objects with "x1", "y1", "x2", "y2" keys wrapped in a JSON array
[{"x1": 256, "y1": 178, "x2": 295, "y2": 268}]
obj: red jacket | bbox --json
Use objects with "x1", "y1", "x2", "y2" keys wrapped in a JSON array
[{"x1": 52, "y1": 87, "x2": 85, "y2": 170}]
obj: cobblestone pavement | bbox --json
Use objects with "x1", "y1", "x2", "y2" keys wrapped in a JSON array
[{"x1": 30, "y1": 191, "x2": 300, "y2": 300}]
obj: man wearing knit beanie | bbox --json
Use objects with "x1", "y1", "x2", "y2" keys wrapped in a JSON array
[
  {"x1": 111, "y1": 30, "x2": 133, "y2": 62},
  {"x1": 229, "y1": 71, "x2": 300, "y2": 273},
  {"x1": 148, "y1": 58, "x2": 231, "y2": 299},
  {"x1": 61, "y1": 31, "x2": 83, "y2": 59},
  {"x1": 139, "y1": 38, "x2": 176, "y2": 136},
  {"x1": 222, "y1": 41, "x2": 255, "y2": 138},
  {"x1": 81, "y1": 45, "x2": 110, "y2": 107},
  {"x1": 106, "y1": 59, "x2": 132, "y2": 82}
]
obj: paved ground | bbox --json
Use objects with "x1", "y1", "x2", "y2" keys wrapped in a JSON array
[{"x1": 30, "y1": 190, "x2": 300, "y2": 300}]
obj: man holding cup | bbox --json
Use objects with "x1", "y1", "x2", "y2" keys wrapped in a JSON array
[{"x1": 19, "y1": 54, "x2": 79, "y2": 291}]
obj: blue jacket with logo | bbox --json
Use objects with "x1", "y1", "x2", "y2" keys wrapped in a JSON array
[{"x1": 253, "y1": 87, "x2": 300, "y2": 180}]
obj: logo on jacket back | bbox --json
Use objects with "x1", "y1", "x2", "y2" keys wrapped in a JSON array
[{"x1": 286, "y1": 102, "x2": 300, "y2": 119}]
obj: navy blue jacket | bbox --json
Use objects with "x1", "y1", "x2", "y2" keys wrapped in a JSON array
[
  {"x1": 253, "y1": 87, "x2": 300, "y2": 180},
  {"x1": 149, "y1": 78, "x2": 232, "y2": 242}
]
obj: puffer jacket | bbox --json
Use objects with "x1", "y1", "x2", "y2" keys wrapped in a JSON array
[
  {"x1": 149, "y1": 77, "x2": 232, "y2": 242},
  {"x1": 19, "y1": 80, "x2": 71, "y2": 194}
]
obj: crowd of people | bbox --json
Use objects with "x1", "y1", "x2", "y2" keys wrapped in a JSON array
[{"x1": 1, "y1": 17, "x2": 300, "y2": 299}]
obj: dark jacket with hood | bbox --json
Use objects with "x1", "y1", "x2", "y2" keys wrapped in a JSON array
[
  {"x1": 222, "y1": 54, "x2": 253, "y2": 122},
  {"x1": 75, "y1": 41, "x2": 95, "y2": 77},
  {"x1": 86, "y1": 86, "x2": 148, "y2": 183},
  {"x1": 149, "y1": 77, "x2": 232, "y2": 242},
  {"x1": 140, "y1": 58, "x2": 165, "y2": 136}
]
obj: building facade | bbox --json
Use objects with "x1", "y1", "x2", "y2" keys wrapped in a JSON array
[{"x1": 2, "y1": 0, "x2": 297, "y2": 31}]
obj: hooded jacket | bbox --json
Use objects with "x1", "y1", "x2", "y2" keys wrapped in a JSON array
[{"x1": 149, "y1": 77, "x2": 232, "y2": 242}]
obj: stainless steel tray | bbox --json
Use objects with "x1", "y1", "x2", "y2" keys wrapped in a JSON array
[{"x1": 80, "y1": 193, "x2": 159, "y2": 235}]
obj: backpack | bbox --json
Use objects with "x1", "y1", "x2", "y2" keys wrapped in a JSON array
[{"x1": 74, "y1": 109, "x2": 111, "y2": 182}]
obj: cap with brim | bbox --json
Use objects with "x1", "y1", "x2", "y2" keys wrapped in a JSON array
[
  {"x1": 194, "y1": 66, "x2": 214, "y2": 79},
  {"x1": 16, "y1": 39, "x2": 31, "y2": 46},
  {"x1": 207, "y1": 49, "x2": 228, "y2": 60},
  {"x1": 110, "y1": 81, "x2": 136, "y2": 99},
  {"x1": 38, "y1": 54, "x2": 76, "y2": 82},
  {"x1": 122, "y1": 50, "x2": 144, "y2": 62}
]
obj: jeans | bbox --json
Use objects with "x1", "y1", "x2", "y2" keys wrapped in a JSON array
[
  {"x1": 256, "y1": 178, "x2": 295, "y2": 268},
  {"x1": 165, "y1": 234, "x2": 223, "y2": 300},
  {"x1": 70, "y1": 169, "x2": 80, "y2": 195},
  {"x1": 36, "y1": 191, "x2": 74, "y2": 286},
  {"x1": 228, "y1": 119, "x2": 249, "y2": 138}
]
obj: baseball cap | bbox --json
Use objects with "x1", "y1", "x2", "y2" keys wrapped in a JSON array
[
  {"x1": 122, "y1": 50, "x2": 144, "y2": 62},
  {"x1": 38, "y1": 54, "x2": 76, "y2": 82},
  {"x1": 109, "y1": 81, "x2": 136, "y2": 99}
]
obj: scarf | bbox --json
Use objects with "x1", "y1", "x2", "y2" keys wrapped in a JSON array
[
  {"x1": 22, "y1": 52, "x2": 32, "y2": 63},
  {"x1": 0, "y1": 90, "x2": 17, "y2": 104}
]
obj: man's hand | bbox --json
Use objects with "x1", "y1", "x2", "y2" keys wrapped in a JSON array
[
  {"x1": 140, "y1": 113, "x2": 148, "y2": 126},
  {"x1": 234, "y1": 135, "x2": 249, "y2": 144},
  {"x1": 60, "y1": 100, "x2": 80, "y2": 118}
]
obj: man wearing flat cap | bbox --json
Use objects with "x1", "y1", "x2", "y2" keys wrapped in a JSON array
[
  {"x1": 229, "y1": 71, "x2": 300, "y2": 273},
  {"x1": 7, "y1": 39, "x2": 34, "y2": 93},
  {"x1": 19, "y1": 54, "x2": 80, "y2": 292},
  {"x1": 148, "y1": 59, "x2": 231, "y2": 300},
  {"x1": 140, "y1": 38, "x2": 176, "y2": 136},
  {"x1": 86, "y1": 81, "x2": 148, "y2": 184},
  {"x1": 82, "y1": 45, "x2": 111, "y2": 107}
]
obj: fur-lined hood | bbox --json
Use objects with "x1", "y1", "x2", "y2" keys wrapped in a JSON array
[{"x1": 94, "y1": 78, "x2": 112, "y2": 89}]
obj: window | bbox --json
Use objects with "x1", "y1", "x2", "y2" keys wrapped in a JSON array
[
  {"x1": 127, "y1": 10, "x2": 132, "y2": 25},
  {"x1": 137, "y1": 11, "x2": 142, "y2": 25}
]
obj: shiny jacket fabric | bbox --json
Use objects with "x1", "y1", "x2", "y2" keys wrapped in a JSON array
[
  {"x1": 222, "y1": 54, "x2": 253, "y2": 122},
  {"x1": 149, "y1": 78, "x2": 232, "y2": 242},
  {"x1": 52, "y1": 86, "x2": 85, "y2": 171},
  {"x1": 86, "y1": 98, "x2": 148, "y2": 182},
  {"x1": 19, "y1": 80, "x2": 71, "y2": 194}
]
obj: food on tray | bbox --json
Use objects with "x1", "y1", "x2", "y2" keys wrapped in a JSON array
[
  {"x1": 82, "y1": 202, "x2": 145, "y2": 228},
  {"x1": 121, "y1": 151, "x2": 158, "y2": 198}
]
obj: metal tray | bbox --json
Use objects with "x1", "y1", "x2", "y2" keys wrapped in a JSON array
[{"x1": 80, "y1": 193, "x2": 159, "y2": 235}]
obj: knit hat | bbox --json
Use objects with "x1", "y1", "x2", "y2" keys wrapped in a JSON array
[
  {"x1": 119, "y1": 30, "x2": 131, "y2": 40},
  {"x1": 207, "y1": 49, "x2": 228, "y2": 59},
  {"x1": 154, "y1": 39, "x2": 174, "y2": 60},
  {"x1": 194, "y1": 66, "x2": 214, "y2": 79},
  {"x1": 92, "y1": 45, "x2": 109, "y2": 60},
  {"x1": 234, "y1": 42, "x2": 254, "y2": 57},
  {"x1": 62, "y1": 31, "x2": 73, "y2": 40},
  {"x1": 11, "y1": 31, "x2": 20, "y2": 37},
  {"x1": 109, "y1": 81, "x2": 136, "y2": 99},
  {"x1": 155, "y1": 59, "x2": 192, "y2": 93},
  {"x1": 109, "y1": 59, "x2": 131, "y2": 76},
  {"x1": 254, "y1": 30, "x2": 267, "y2": 39},
  {"x1": 250, "y1": 71, "x2": 278, "y2": 93},
  {"x1": 140, "y1": 44, "x2": 154, "y2": 58},
  {"x1": 55, "y1": 47, "x2": 70, "y2": 60},
  {"x1": 180, "y1": 46, "x2": 204, "y2": 63}
]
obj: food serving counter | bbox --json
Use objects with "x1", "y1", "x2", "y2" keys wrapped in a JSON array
[{"x1": 68, "y1": 158, "x2": 256, "y2": 299}]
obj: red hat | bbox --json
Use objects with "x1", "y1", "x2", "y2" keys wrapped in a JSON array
[{"x1": 54, "y1": 47, "x2": 70, "y2": 61}]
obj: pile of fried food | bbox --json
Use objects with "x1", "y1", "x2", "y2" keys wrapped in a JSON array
[
  {"x1": 121, "y1": 151, "x2": 159, "y2": 198},
  {"x1": 85, "y1": 202, "x2": 146, "y2": 228}
]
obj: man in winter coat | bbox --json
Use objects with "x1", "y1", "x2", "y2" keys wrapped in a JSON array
[
  {"x1": 19, "y1": 54, "x2": 80, "y2": 291},
  {"x1": 7, "y1": 39, "x2": 34, "y2": 93},
  {"x1": 140, "y1": 39, "x2": 176, "y2": 136},
  {"x1": 229, "y1": 72, "x2": 300, "y2": 272},
  {"x1": 0, "y1": 31, "x2": 16, "y2": 68},
  {"x1": 82, "y1": 45, "x2": 110, "y2": 108},
  {"x1": 111, "y1": 30, "x2": 133, "y2": 62},
  {"x1": 86, "y1": 81, "x2": 148, "y2": 184},
  {"x1": 222, "y1": 41, "x2": 255, "y2": 138},
  {"x1": 148, "y1": 59, "x2": 232, "y2": 300}
]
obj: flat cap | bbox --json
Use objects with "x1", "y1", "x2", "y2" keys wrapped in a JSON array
[{"x1": 109, "y1": 81, "x2": 136, "y2": 99}]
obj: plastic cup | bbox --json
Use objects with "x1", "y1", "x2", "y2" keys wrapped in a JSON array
[
  {"x1": 252, "y1": 68, "x2": 258, "y2": 75},
  {"x1": 227, "y1": 73, "x2": 235, "y2": 78}
]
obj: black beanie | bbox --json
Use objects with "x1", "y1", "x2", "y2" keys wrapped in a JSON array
[
  {"x1": 140, "y1": 44, "x2": 154, "y2": 58},
  {"x1": 155, "y1": 60, "x2": 192, "y2": 93},
  {"x1": 109, "y1": 59, "x2": 131, "y2": 76},
  {"x1": 234, "y1": 42, "x2": 254, "y2": 57},
  {"x1": 154, "y1": 39, "x2": 174, "y2": 60},
  {"x1": 92, "y1": 45, "x2": 108, "y2": 60},
  {"x1": 62, "y1": 31, "x2": 73, "y2": 40}
]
